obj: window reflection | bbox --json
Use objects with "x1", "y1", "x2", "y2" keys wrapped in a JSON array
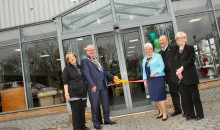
[
  {"x1": 22, "y1": 38, "x2": 63, "y2": 108},
  {"x1": 143, "y1": 23, "x2": 175, "y2": 52},
  {"x1": 212, "y1": 0, "x2": 220, "y2": 9},
  {"x1": 0, "y1": 29, "x2": 19, "y2": 46},
  {"x1": 21, "y1": 22, "x2": 57, "y2": 42},
  {"x1": 63, "y1": 36, "x2": 92, "y2": 64},
  {"x1": 114, "y1": 0, "x2": 167, "y2": 21},
  {"x1": 62, "y1": 0, "x2": 113, "y2": 31},
  {"x1": 172, "y1": 0, "x2": 211, "y2": 16},
  {"x1": 0, "y1": 45, "x2": 25, "y2": 113}
]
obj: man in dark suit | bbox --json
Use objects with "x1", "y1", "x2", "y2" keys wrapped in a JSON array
[
  {"x1": 159, "y1": 35, "x2": 186, "y2": 117},
  {"x1": 81, "y1": 44, "x2": 118, "y2": 129}
]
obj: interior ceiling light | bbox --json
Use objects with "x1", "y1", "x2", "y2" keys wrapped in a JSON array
[
  {"x1": 56, "y1": 59, "x2": 61, "y2": 61},
  {"x1": 127, "y1": 54, "x2": 132, "y2": 57},
  {"x1": 14, "y1": 49, "x2": 21, "y2": 51},
  {"x1": 77, "y1": 38, "x2": 83, "y2": 41},
  {"x1": 40, "y1": 54, "x2": 50, "y2": 57},
  {"x1": 130, "y1": 15, "x2": 133, "y2": 19},
  {"x1": 189, "y1": 18, "x2": 202, "y2": 23},
  {"x1": 70, "y1": 0, "x2": 77, "y2": 2},
  {"x1": 128, "y1": 51, "x2": 134, "y2": 54},
  {"x1": 128, "y1": 46, "x2": 136, "y2": 49},
  {"x1": 129, "y1": 39, "x2": 138, "y2": 42},
  {"x1": 97, "y1": 19, "x2": 101, "y2": 23}
]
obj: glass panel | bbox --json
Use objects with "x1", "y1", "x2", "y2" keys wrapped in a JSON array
[
  {"x1": 114, "y1": 0, "x2": 167, "y2": 22},
  {"x1": 22, "y1": 38, "x2": 63, "y2": 108},
  {"x1": 0, "y1": 44, "x2": 25, "y2": 113},
  {"x1": 120, "y1": 28, "x2": 149, "y2": 108},
  {"x1": 95, "y1": 34, "x2": 126, "y2": 110},
  {"x1": 172, "y1": 0, "x2": 212, "y2": 16},
  {"x1": 62, "y1": 0, "x2": 113, "y2": 31},
  {"x1": 21, "y1": 22, "x2": 57, "y2": 42},
  {"x1": 176, "y1": 12, "x2": 220, "y2": 81},
  {"x1": 0, "y1": 29, "x2": 19, "y2": 46},
  {"x1": 63, "y1": 36, "x2": 92, "y2": 64},
  {"x1": 212, "y1": 0, "x2": 220, "y2": 9},
  {"x1": 143, "y1": 22, "x2": 175, "y2": 52}
]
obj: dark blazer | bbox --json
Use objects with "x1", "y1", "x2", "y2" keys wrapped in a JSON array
[
  {"x1": 62, "y1": 64, "x2": 87, "y2": 98},
  {"x1": 81, "y1": 57, "x2": 114, "y2": 91},
  {"x1": 159, "y1": 44, "x2": 174, "y2": 83},
  {"x1": 171, "y1": 44, "x2": 199, "y2": 85}
]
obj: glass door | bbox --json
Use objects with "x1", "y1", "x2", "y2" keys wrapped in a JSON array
[
  {"x1": 95, "y1": 32, "x2": 130, "y2": 116},
  {"x1": 118, "y1": 28, "x2": 154, "y2": 113}
]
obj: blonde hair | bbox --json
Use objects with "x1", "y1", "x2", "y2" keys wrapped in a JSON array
[
  {"x1": 175, "y1": 31, "x2": 187, "y2": 42},
  {"x1": 65, "y1": 52, "x2": 78, "y2": 65}
]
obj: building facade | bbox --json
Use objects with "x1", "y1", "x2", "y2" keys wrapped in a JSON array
[{"x1": 0, "y1": 0, "x2": 220, "y2": 116}]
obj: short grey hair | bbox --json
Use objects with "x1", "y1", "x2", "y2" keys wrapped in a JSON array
[
  {"x1": 144, "y1": 42, "x2": 153, "y2": 50},
  {"x1": 175, "y1": 31, "x2": 187, "y2": 40}
]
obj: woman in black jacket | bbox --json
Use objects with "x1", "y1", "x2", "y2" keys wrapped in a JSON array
[
  {"x1": 172, "y1": 31, "x2": 204, "y2": 121},
  {"x1": 62, "y1": 52, "x2": 89, "y2": 130}
]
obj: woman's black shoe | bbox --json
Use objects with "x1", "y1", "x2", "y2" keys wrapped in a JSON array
[
  {"x1": 156, "y1": 115, "x2": 163, "y2": 119},
  {"x1": 171, "y1": 111, "x2": 182, "y2": 117},
  {"x1": 94, "y1": 125, "x2": 102, "y2": 129},
  {"x1": 162, "y1": 115, "x2": 168, "y2": 121}
]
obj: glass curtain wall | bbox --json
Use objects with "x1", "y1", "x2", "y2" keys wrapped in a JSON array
[
  {"x1": 20, "y1": 22, "x2": 62, "y2": 109},
  {"x1": 172, "y1": 0, "x2": 220, "y2": 81},
  {"x1": 22, "y1": 38, "x2": 62, "y2": 108},
  {"x1": 114, "y1": 0, "x2": 168, "y2": 21},
  {"x1": 0, "y1": 29, "x2": 25, "y2": 113},
  {"x1": 62, "y1": 0, "x2": 113, "y2": 31},
  {"x1": 0, "y1": 44, "x2": 25, "y2": 113}
]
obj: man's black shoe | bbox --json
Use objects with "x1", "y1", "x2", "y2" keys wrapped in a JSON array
[
  {"x1": 171, "y1": 111, "x2": 182, "y2": 117},
  {"x1": 194, "y1": 116, "x2": 204, "y2": 121},
  {"x1": 185, "y1": 116, "x2": 195, "y2": 121},
  {"x1": 182, "y1": 113, "x2": 187, "y2": 118},
  {"x1": 82, "y1": 126, "x2": 90, "y2": 130},
  {"x1": 104, "y1": 121, "x2": 117, "y2": 125},
  {"x1": 94, "y1": 125, "x2": 102, "y2": 129}
]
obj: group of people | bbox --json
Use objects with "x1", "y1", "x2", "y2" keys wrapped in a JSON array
[
  {"x1": 143, "y1": 31, "x2": 204, "y2": 122},
  {"x1": 62, "y1": 31, "x2": 204, "y2": 130}
]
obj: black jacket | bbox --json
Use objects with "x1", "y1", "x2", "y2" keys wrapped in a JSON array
[
  {"x1": 62, "y1": 64, "x2": 87, "y2": 98},
  {"x1": 171, "y1": 44, "x2": 199, "y2": 85},
  {"x1": 159, "y1": 44, "x2": 175, "y2": 84}
]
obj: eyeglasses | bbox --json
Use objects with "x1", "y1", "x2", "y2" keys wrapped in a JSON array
[
  {"x1": 176, "y1": 37, "x2": 185, "y2": 40},
  {"x1": 86, "y1": 49, "x2": 95, "y2": 52}
]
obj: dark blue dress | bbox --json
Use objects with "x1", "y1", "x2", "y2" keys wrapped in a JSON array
[{"x1": 145, "y1": 61, "x2": 166, "y2": 102}]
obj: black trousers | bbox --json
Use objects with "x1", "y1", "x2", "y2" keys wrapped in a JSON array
[
  {"x1": 69, "y1": 99, "x2": 87, "y2": 130},
  {"x1": 168, "y1": 82, "x2": 185, "y2": 113},
  {"x1": 182, "y1": 84, "x2": 204, "y2": 118}
]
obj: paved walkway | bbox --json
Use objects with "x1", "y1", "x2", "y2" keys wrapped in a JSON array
[{"x1": 0, "y1": 86, "x2": 220, "y2": 130}]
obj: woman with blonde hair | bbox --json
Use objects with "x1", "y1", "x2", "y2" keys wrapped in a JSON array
[
  {"x1": 172, "y1": 31, "x2": 204, "y2": 121},
  {"x1": 62, "y1": 52, "x2": 89, "y2": 130}
]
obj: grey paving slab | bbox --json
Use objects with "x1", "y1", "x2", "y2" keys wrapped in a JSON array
[{"x1": 0, "y1": 87, "x2": 220, "y2": 130}]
